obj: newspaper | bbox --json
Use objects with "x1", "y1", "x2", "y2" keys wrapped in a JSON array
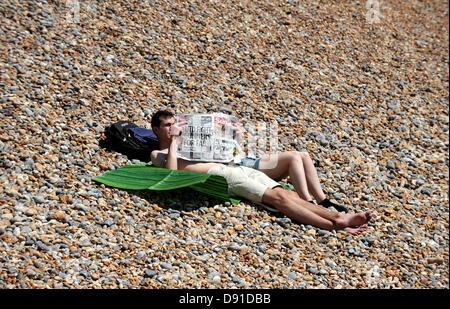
[{"x1": 175, "y1": 113, "x2": 242, "y2": 162}]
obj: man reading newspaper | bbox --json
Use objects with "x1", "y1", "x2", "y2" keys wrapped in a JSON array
[{"x1": 150, "y1": 110, "x2": 371, "y2": 235}]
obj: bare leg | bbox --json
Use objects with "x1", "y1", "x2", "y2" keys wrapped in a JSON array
[
  {"x1": 261, "y1": 187, "x2": 371, "y2": 235},
  {"x1": 262, "y1": 187, "x2": 335, "y2": 230},
  {"x1": 298, "y1": 152, "x2": 327, "y2": 203},
  {"x1": 259, "y1": 151, "x2": 326, "y2": 202},
  {"x1": 258, "y1": 151, "x2": 311, "y2": 200},
  {"x1": 279, "y1": 189, "x2": 369, "y2": 226}
]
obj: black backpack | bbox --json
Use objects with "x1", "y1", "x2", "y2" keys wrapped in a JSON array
[{"x1": 102, "y1": 120, "x2": 160, "y2": 162}]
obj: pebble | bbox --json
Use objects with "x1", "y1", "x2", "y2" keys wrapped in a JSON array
[
  {"x1": 144, "y1": 270, "x2": 157, "y2": 278},
  {"x1": 427, "y1": 257, "x2": 444, "y2": 265},
  {"x1": 0, "y1": 0, "x2": 447, "y2": 290},
  {"x1": 160, "y1": 263, "x2": 173, "y2": 271},
  {"x1": 287, "y1": 272, "x2": 297, "y2": 280}
]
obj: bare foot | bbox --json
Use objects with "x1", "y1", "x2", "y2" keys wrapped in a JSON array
[
  {"x1": 335, "y1": 210, "x2": 372, "y2": 230},
  {"x1": 344, "y1": 224, "x2": 368, "y2": 236}
]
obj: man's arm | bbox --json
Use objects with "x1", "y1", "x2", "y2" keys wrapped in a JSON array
[
  {"x1": 165, "y1": 136, "x2": 178, "y2": 170},
  {"x1": 165, "y1": 120, "x2": 186, "y2": 170},
  {"x1": 150, "y1": 144, "x2": 178, "y2": 170}
]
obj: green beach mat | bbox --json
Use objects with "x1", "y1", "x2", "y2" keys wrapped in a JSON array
[
  {"x1": 92, "y1": 163, "x2": 241, "y2": 204},
  {"x1": 92, "y1": 163, "x2": 294, "y2": 207}
]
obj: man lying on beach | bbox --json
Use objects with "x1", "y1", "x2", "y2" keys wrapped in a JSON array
[{"x1": 150, "y1": 110, "x2": 371, "y2": 235}]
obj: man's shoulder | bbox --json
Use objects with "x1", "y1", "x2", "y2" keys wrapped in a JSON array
[{"x1": 151, "y1": 148, "x2": 168, "y2": 155}]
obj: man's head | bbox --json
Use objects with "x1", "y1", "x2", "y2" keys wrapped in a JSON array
[{"x1": 151, "y1": 110, "x2": 175, "y2": 142}]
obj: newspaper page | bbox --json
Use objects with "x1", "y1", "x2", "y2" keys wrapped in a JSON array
[{"x1": 175, "y1": 113, "x2": 242, "y2": 162}]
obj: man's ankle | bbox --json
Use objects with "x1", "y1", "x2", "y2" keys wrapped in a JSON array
[
  {"x1": 318, "y1": 198, "x2": 331, "y2": 207},
  {"x1": 319, "y1": 198, "x2": 348, "y2": 213}
]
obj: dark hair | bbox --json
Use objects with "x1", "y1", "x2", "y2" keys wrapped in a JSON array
[{"x1": 151, "y1": 110, "x2": 174, "y2": 130}]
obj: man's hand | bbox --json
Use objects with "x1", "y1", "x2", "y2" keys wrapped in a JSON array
[
  {"x1": 169, "y1": 121, "x2": 187, "y2": 140},
  {"x1": 169, "y1": 121, "x2": 187, "y2": 142}
]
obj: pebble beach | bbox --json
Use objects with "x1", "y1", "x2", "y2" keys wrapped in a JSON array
[{"x1": 0, "y1": 0, "x2": 448, "y2": 289}]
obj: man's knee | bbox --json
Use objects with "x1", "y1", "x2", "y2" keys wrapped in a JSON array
[
  {"x1": 292, "y1": 150, "x2": 309, "y2": 159},
  {"x1": 290, "y1": 150, "x2": 312, "y2": 163},
  {"x1": 287, "y1": 151, "x2": 304, "y2": 163},
  {"x1": 262, "y1": 187, "x2": 291, "y2": 206},
  {"x1": 299, "y1": 151, "x2": 311, "y2": 160}
]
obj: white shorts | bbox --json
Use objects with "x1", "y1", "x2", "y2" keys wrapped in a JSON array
[{"x1": 207, "y1": 165, "x2": 281, "y2": 202}]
